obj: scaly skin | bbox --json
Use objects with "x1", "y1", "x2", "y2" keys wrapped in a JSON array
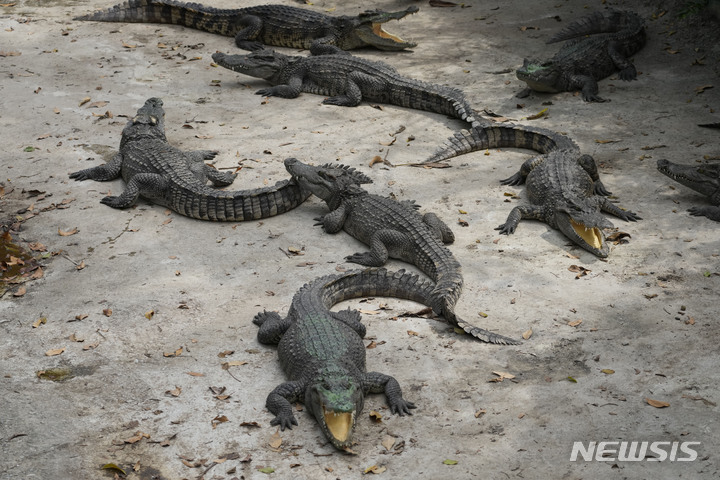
[
  {"x1": 284, "y1": 158, "x2": 518, "y2": 345},
  {"x1": 69, "y1": 97, "x2": 361, "y2": 221},
  {"x1": 657, "y1": 159, "x2": 720, "y2": 221},
  {"x1": 75, "y1": 0, "x2": 418, "y2": 55},
  {"x1": 516, "y1": 10, "x2": 645, "y2": 102},
  {"x1": 212, "y1": 50, "x2": 487, "y2": 129},
  {"x1": 418, "y1": 124, "x2": 640, "y2": 257},
  {"x1": 254, "y1": 268, "x2": 435, "y2": 450}
]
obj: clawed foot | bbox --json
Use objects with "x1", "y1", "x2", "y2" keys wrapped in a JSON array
[
  {"x1": 495, "y1": 223, "x2": 516, "y2": 235},
  {"x1": 620, "y1": 210, "x2": 641, "y2": 222},
  {"x1": 499, "y1": 172, "x2": 524, "y2": 186},
  {"x1": 313, "y1": 216, "x2": 325, "y2": 227},
  {"x1": 69, "y1": 170, "x2": 91, "y2": 181},
  {"x1": 255, "y1": 88, "x2": 275, "y2": 97},
  {"x1": 100, "y1": 196, "x2": 124, "y2": 208},
  {"x1": 270, "y1": 414, "x2": 298, "y2": 431},
  {"x1": 390, "y1": 399, "x2": 416, "y2": 416}
]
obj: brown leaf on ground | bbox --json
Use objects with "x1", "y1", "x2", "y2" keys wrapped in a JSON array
[
  {"x1": 58, "y1": 227, "x2": 78, "y2": 236},
  {"x1": 568, "y1": 319, "x2": 583, "y2": 327},
  {"x1": 163, "y1": 347, "x2": 183, "y2": 357},
  {"x1": 381, "y1": 435, "x2": 395, "y2": 451},
  {"x1": 32, "y1": 317, "x2": 47, "y2": 328},
  {"x1": 568, "y1": 264, "x2": 590, "y2": 279},
  {"x1": 646, "y1": 398, "x2": 670, "y2": 408},
  {"x1": 165, "y1": 386, "x2": 182, "y2": 397},
  {"x1": 211, "y1": 415, "x2": 229, "y2": 429},
  {"x1": 522, "y1": 329, "x2": 533, "y2": 340},
  {"x1": 369, "y1": 410, "x2": 382, "y2": 422},
  {"x1": 45, "y1": 347, "x2": 65, "y2": 356},
  {"x1": 268, "y1": 431, "x2": 282, "y2": 448}
]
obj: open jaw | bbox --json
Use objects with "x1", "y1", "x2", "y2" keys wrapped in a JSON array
[
  {"x1": 569, "y1": 218, "x2": 607, "y2": 256},
  {"x1": 322, "y1": 406, "x2": 355, "y2": 446}
]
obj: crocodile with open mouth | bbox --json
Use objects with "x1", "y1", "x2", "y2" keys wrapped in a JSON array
[
  {"x1": 75, "y1": 0, "x2": 418, "y2": 55},
  {"x1": 657, "y1": 159, "x2": 720, "y2": 221}
]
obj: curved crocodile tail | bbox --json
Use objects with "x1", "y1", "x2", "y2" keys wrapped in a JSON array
[
  {"x1": 170, "y1": 179, "x2": 311, "y2": 221},
  {"x1": 75, "y1": 0, "x2": 234, "y2": 33},
  {"x1": 307, "y1": 268, "x2": 519, "y2": 345},
  {"x1": 420, "y1": 123, "x2": 579, "y2": 165},
  {"x1": 546, "y1": 10, "x2": 644, "y2": 44}
]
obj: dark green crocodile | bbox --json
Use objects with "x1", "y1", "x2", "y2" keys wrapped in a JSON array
[
  {"x1": 284, "y1": 157, "x2": 518, "y2": 345},
  {"x1": 211, "y1": 50, "x2": 487, "y2": 130},
  {"x1": 253, "y1": 268, "x2": 431, "y2": 450},
  {"x1": 419, "y1": 124, "x2": 640, "y2": 257},
  {"x1": 516, "y1": 10, "x2": 645, "y2": 102},
  {"x1": 69, "y1": 98, "x2": 368, "y2": 221},
  {"x1": 657, "y1": 159, "x2": 720, "y2": 221},
  {"x1": 75, "y1": 0, "x2": 418, "y2": 55}
]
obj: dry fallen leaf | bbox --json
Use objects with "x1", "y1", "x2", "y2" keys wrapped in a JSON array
[
  {"x1": 144, "y1": 309, "x2": 155, "y2": 320},
  {"x1": 522, "y1": 329, "x2": 533, "y2": 340},
  {"x1": 601, "y1": 369, "x2": 615, "y2": 375},
  {"x1": 58, "y1": 227, "x2": 78, "y2": 236},
  {"x1": 381, "y1": 435, "x2": 395, "y2": 451},
  {"x1": 268, "y1": 431, "x2": 282, "y2": 448},
  {"x1": 166, "y1": 386, "x2": 182, "y2": 397},
  {"x1": 13, "y1": 286, "x2": 26, "y2": 297},
  {"x1": 211, "y1": 414, "x2": 229, "y2": 429},
  {"x1": 163, "y1": 347, "x2": 183, "y2": 357},
  {"x1": 646, "y1": 398, "x2": 670, "y2": 408},
  {"x1": 369, "y1": 410, "x2": 383, "y2": 422},
  {"x1": 45, "y1": 347, "x2": 66, "y2": 356},
  {"x1": 32, "y1": 317, "x2": 47, "y2": 328},
  {"x1": 474, "y1": 409, "x2": 487, "y2": 418},
  {"x1": 568, "y1": 319, "x2": 583, "y2": 327}
]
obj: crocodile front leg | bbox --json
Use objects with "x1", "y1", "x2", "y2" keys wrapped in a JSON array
[
  {"x1": 569, "y1": 74, "x2": 605, "y2": 102},
  {"x1": 100, "y1": 173, "x2": 168, "y2": 209},
  {"x1": 495, "y1": 205, "x2": 546, "y2": 235},
  {"x1": 607, "y1": 40, "x2": 638, "y2": 81},
  {"x1": 688, "y1": 205, "x2": 720, "y2": 221},
  {"x1": 266, "y1": 381, "x2": 304, "y2": 430},
  {"x1": 500, "y1": 155, "x2": 545, "y2": 186},
  {"x1": 345, "y1": 229, "x2": 409, "y2": 266},
  {"x1": 69, "y1": 153, "x2": 123, "y2": 182},
  {"x1": 256, "y1": 75, "x2": 304, "y2": 98},
  {"x1": 364, "y1": 372, "x2": 416, "y2": 416},
  {"x1": 597, "y1": 197, "x2": 641, "y2": 222},
  {"x1": 318, "y1": 205, "x2": 348, "y2": 233}
]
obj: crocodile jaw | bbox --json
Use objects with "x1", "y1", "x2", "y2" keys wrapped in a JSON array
[
  {"x1": 354, "y1": 23, "x2": 417, "y2": 50},
  {"x1": 657, "y1": 159, "x2": 720, "y2": 198},
  {"x1": 557, "y1": 213, "x2": 609, "y2": 257},
  {"x1": 322, "y1": 406, "x2": 355, "y2": 447},
  {"x1": 571, "y1": 219, "x2": 605, "y2": 254}
]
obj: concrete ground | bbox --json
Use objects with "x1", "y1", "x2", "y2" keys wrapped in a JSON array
[{"x1": 1, "y1": 0, "x2": 719, "y2": 478}]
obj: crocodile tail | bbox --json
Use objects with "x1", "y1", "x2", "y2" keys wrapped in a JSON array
[
  {"x1": 546, "y1": 10, "x2": 644, "y2": 44},
  {"x1": 421, "y1": 124, "x2": 578, "y2": 164},
  {"x1": 171, "y1": 179, "x2": 311, "y2": 221},
  {"x1": 75, "y1": 0, "x2": 235, "y2": 34}
]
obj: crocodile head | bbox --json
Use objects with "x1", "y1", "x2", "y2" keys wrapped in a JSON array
[
  {"x1": 211, "y1": 51, "x2": 291, "y2": 81},
  {"x1": 306, "y1": 366, "x2": 364, "y2": 450},
  {"x1": 516, "y1": 58, "x2": 561, "y2": 93},
  {"x1": 122, "y1": 97, "x2": 166, "y2": 142},
  {"x1": 339, "y1": 6, "x2": 419, "y2": 51},
  {"x1": 554, "y1": 200, "x2": 614, "y2": 257},
  {"x1": 284, "y1": 157, "x2": 372, "y2": 203},
  {"x1": 657, "y1": 159, "x2": 720, "y2": 200}
]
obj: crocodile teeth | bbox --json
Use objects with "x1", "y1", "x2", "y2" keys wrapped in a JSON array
[
  {"x1": 323, "y1": 407, "x2": 354, "y2": 443},
  {"x1": 570, "y1": 219, "x2": 603, "y2": 250}
]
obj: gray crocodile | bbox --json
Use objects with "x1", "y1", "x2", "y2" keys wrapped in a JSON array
[
  {"x1": 657, "y1": 159, "x2": 720, "y2": 221},
  {"x1": 75, "y1": 0, "x2": 418, "y2": 55},
  {"x1": 69, "y1": 98, "x2": 367, "y2": 221},
  {"x1": 212, "y1": 50, "x2": 486, "y2": 130},
  {"x1": 284, "y1": 157, "x2": 518, "y2": 345},
  {"x1": 253, "y1": 268, "x2": 429, "y2": 450},
  {"x1": 516, "y1": 10, "x2": 645, "y2": 102},
  {"x1": 419, "y1": 124, "x2": 640, "y2": 257}
]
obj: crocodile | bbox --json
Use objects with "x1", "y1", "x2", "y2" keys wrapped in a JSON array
[
  {"x1": 75, "y1": 0, "x2": 418, "y2": 55},
  {"x1": 657, "y1": 159, "x2": 720, "y2": 221},
  {"x1": 516, "y1": 10, "x2": 645, "y2": 102},
  {"x1": 211, "y1": 50, "x2": 487, "y2": 130},
  {"x1": 69, "y1": 98, "x2": 368, "y2": 221},
  {"x1": 418, "y1": 124, "x2": 640, "y2": 257},
  {"x1": 253, "y1": 268, "x2": 431, "y2": 450},
  {"x1": 284, "y1": 157, "x2": 518, "y2": 345}
]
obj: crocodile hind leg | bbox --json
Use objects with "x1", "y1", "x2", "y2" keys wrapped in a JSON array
[
  {"x1": 323, "y1": 72, "x2": 385, "y2": 107},
  {"x1": 495, "y1": 205, "x2": 546, "y2": 235},
  {"x1": 254, "y1": 311, "x2": 292, "y2": 345},
  {"x1": 187, "y1": 162, "x2": 237, "y2": 187},
  {"x1": 422, "y1": 212, "x2": 455, "y2": 244},
  {"x1": 500, "y1": 155, "x2": 546, "y2": 186},
  {"x1": 68, "y1": 153, "x2": 123, "y2": 182},
  {"x1": 233, "y1": 15, "x2": 265, "y2": 51},
  {"x1": 331, "y1": 309, "x2": 367, "y2": 337},
  {"x1": 100, "y1": 173, "x2": 168, "y2": 209},
  {"x1": 364, "y1": 372, "x2": 416, "y2": 415},
  {"x1": 608, "y1": 40, "x2": 638, "y2": 81},
  {"x1": 345, "y1": 229, "x2": 408, "y2": 266}
]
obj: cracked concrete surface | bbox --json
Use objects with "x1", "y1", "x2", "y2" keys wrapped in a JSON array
[{"x1": 1, "y1": 0, "x2": 719, "y2": 479}]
